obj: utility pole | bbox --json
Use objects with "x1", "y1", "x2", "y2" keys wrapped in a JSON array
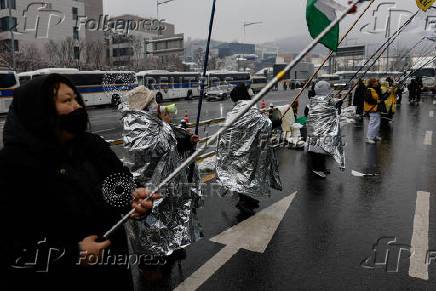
[
  {"x1": 385, "y1": 9, "x2": 391, "y2": 72},
  {"x1": 8, "y1": 0, "x2": 16, "y2": 70}
]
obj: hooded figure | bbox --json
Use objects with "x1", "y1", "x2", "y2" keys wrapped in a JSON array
[
  {"x1": 353, "y1": 79, "x2": 366, "y2": 119},
  {"x1": 121, "y1": 86, "x2": 200, "y2": 262},
  {"x1": 216, "y1": 84, "x2": 282, "y2": 214},
  {"x1": 307, "y1": 81, "x2": 345, "y2": 176},
  {"x1": 0, "y1": 74, "x2": 138, "y2": 290}
]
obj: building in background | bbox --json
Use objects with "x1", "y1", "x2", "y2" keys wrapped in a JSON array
[
  {"x1": 0, "y1": 0, "x2": 104, "y2": 70},
  {"x1": 217, "y1": 42, "x2": 255, "y2": 59},
  {"x1": 105, "y1": 14, "x2": 184, "y2": 71}
]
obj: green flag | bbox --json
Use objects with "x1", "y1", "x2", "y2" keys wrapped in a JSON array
[{"x1": 306, "y1": 0, "x2": 342, "y2": 51}]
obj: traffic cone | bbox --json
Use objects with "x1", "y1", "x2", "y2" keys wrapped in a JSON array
[
  {"x1": 261, "y1": 100, "x2": 266, "y2": 109},
  {"x1": 184, "y1": 110, "x2": 190, "y2": 123}
]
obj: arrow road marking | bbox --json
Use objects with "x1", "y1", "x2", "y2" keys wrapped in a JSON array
[
  {"x1": 424, "y1": 131, "x2": 433, "y2": 146},
  {"x1": 409, "y1": 191, "x2": 430, "y2": 280},
  {"x1": 174, "y1": 192, "x2": 297, "y2": 291}
]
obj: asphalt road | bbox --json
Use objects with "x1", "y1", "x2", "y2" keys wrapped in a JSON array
[{"x1": 1, "y1": 90, "x2": 435, "y2": 290}]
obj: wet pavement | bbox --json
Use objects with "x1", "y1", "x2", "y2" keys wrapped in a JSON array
[{"x1": 1, "y1": 90, "x2": 435, "y2": 290}]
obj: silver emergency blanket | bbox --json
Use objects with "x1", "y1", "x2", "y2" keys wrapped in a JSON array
[
  {"x1": 306, "y1": 82, "x2": 345, "y2": 168},
  {"x1": 216, "y1": 100, "x2": 282, "y2": 198},
  {"x1": 122, "y1": 109, "x2": 198, "y2": 256}
]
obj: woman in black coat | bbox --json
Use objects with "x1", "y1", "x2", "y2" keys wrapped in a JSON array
[
  {"x1": 0, "y1": 74, "x2": 157, "y2": 291},
  {"x1": 353, "y1": 79, "x2": 366, "y2": 119}
]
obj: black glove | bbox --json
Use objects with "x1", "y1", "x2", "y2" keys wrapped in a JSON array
[{"x1": 336, "y1": 99, "x2": 343, "y2": 109}]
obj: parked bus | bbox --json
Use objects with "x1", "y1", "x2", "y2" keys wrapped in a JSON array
[
  {"x1": 410, "y1": 67, "x2": 436, "y2": 90},
  {"x1": 17, "y1": 71, "x2": 37, "y2": 86},
  {"x1": 32, "y1": 68, "x2": 137, "y2": 106},
  {"x1": 318, "y1": 74, "x2": 340, "y2": 87},
  {"x1": 250, "y1": 76, "x2": 268, "y2": 94},
  {"x1": 136, "y1": 71, "x2": 201, "y2": 103},
  {"x1": 206, "y1": 71, "x2": 251, "y2": 88},
  {"x1": 0, "y1": 71, "x2": 19, "y2": 113}
]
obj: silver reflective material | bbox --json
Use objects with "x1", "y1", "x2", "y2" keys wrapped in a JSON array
[
  {"x1": 122, "y1": 109, "x2": 199, "y2": 256},
  {"x1": 306, "y1": 82, "x2": 345, "y2": 168},
  {"x1": 216, "y1": 100, "x2": 282, "y2": 199}
]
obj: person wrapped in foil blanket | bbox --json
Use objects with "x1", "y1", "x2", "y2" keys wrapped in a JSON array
[
  {"x1": 121, "y1": 86, "x2": 201, "y2": 258},
  {"x1": 216, "y1": 84, "x2": 282, "y2": 214},
  {"x1": 306, "y1": 81, "x2": 345, "y2": 177}
]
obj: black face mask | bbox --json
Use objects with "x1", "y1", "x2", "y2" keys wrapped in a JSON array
[{"x1": 59, "y1": 107, "x2": 88, "y2": 135}]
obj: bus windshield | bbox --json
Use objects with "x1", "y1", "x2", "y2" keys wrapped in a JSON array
[
  {"x1": 0, "y1": 73, "x2": 17, "y2": 88},
  {"x1": 252, "y1": 78, "x2": 267, "y2": 84},
  {"x1": 412, "y1": 68, "x2": 435, "y2": 78}
]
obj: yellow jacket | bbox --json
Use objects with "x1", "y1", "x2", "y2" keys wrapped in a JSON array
[{"x1": 364, "y1": 88, "x2": 379, "y2": 112}]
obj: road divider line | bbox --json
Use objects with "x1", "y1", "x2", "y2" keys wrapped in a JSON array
[
  {"x1": 409, "y1": 191, "x2": 430, "y2": 280},
  {"x1": 424, "y1": 131, "x2": 433, "y2": 146},
  {"x1": 430, "y1": 111, "x2": 434, "y2": 118},
  {"x1": 92, "y1": 127, "x2": 118, "y2": 134}
]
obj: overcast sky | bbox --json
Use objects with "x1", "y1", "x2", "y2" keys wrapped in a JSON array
[{"x1": 103, "y1": 0, "x2": 433, "y2": 44}]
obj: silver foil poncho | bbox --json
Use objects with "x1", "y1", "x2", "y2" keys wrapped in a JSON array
[
  {"x1": 306, "y1": 81, "x2": 345, "y2": 168},
  {"x1": 122, "y1": 110, "x2": 199, "y2": 256},
  {"x1": 216, "y1": 100, "x2": 282, "y2": 198}
]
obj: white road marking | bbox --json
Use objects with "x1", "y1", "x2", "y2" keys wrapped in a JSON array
[
  {"x1": 92, "y1": 127, "x2": 118, "y2": 134},
  {"x1": 409, "y1": 191, "x2": 430, "y2": 280},
  {"x1": 174, "y1": 192, "x2": 297, "y2": 291},
  {"x1": 433, "y1": 100, "x2": 436, "y2": 105},
  {"x1": 430, "y1": 111, "x2": 434, "y2": 118},
  {"x1": 424, "y1": 131, "x2": 433, "y2": 146}
]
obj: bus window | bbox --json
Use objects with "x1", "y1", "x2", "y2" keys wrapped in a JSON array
[
  {"x1": 0, "y1": 73, "x2": 17, "y2": 88},
  {"x1": 137, "y1": 76, "x2": 145, "y2": 86},
  {"x1": 19, "y1": 76, "x2": 31, "y2": 86}
]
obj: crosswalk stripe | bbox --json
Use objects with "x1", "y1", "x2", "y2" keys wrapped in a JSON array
[{"x1": 409, "y1": 191, "x2": 430, "y2": 280}]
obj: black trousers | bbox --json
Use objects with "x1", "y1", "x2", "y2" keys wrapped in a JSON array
[{"x1": 309, "y1": 152, "x2": 326, "y2": 172}]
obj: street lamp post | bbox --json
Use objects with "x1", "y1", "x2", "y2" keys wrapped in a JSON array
[
  {"x1": 243, "y1": 21, "x2": 262, "y2": 42},
  {"x1": 156, "y1": 0, "x2": 176, "y2": 24}
]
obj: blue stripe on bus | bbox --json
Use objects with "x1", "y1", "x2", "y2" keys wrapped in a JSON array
[
  {"x1": 76, "y1": 84, "x2": 138, "y2": 94},
  {"x1": 147, "y1": 83, "x2": 200, "y2": 90},
  {"x1": 0, "y1": 88, "x2": 15, "y2": 98}
]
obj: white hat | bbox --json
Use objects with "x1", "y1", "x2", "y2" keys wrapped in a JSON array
[{"x1": 126, "y1": 86, "x2": 155, "y2": 111}]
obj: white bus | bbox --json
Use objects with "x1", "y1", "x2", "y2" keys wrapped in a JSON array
[
  {"x1": 318, "y1": 74, "x2": 340, "y2": 87},
  {"x1": 32, "y1": 68, "x2": 137, "y2": 106},
  {"x1": 0, "y1": 71, "x2": 19, "y2": 113},
  {"x1": 17, "y1": 71, "x2": 37, "y2": 86},
  {"x1": 206, "y1": 71, "x2": 251, "y2": 88},
  {"x1": 136, "y1": 71, "x2": 201, "y2": 103},
  {"x1": 250, "y1": 76, "x2": 267, "y2": 94},
  {"x1": 410, "y1": 67, "x2": 436, "y2": 90}
]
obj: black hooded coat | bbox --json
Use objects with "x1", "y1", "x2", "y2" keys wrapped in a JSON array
[{"x1": 0, "y1": 75, "x2": 132, "y2": 290}]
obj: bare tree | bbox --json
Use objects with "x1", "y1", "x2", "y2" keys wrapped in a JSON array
[
  {"x1": 44, "y1": 40, "x2": 60, "y2": 67},
  {"x1": 59, "y1": 37, "x2": 77, "y2": 68},
  {"x1": 129, "y1": 36, "x2": 143, "y2": 70},
  {"x1": 0, "y1": 40, "x2": 14, "y2": 69},
  {"x1": 92, "y1": 41, "x2": 105, "y2": 69},
  {"x1": 16, "y1": 44, "x2": 43, "y2": 71}
]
